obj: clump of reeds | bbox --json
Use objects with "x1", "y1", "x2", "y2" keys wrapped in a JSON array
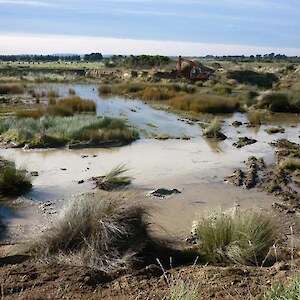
[
  {"x1": 0, "y1": 84, "x2": 24, "y2": 95},
  {"x1": 94, "y1": 164, "x2": 133, "y2": 191},
  {"x1": 169, "y1": 94, "x2": 240, "y2": 114},
  {"x1": 194, "y1": 210, "x2": 277, "y2": 265},
  {"x1": 257, "y1": 91, "x2": 290, "y2": 112},
  {"x1": 98, "y1": 84, "x2": 112, "y2": 94},
  {"x1": 0, "y1": 162, "x2": 32, "y2": 197},
  {"x1": 247, "y1": 110, "x2": 262, "y2": 126},
  {"x1": 16, "y1": 109, "x2": 45, "y2": 119},
  {"x1": 58, "y1": 96, "x2": 96, "y2": 113},
  {"x1": 30, "y1": 193, "x2": 152, "y2": 271}
]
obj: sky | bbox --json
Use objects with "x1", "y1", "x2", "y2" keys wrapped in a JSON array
[{"x1": 0, "y1": 0, "x2": 299, "y2": 56}]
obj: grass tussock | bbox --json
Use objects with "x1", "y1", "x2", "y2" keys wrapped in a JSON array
[
  {"x1": 47, "y1": 90, "x2": 59, "y2": 98},
  {"x1": 265, "y1": 127, "x2": 285, "y2": 134},
  {"x1": 0, "y1": 116, "x2": 138, "y2": 147},
  {"x1": 94, "y1": 164, "x2": 133, "y2": 191},
  {"x1": 58, "y1": 96, "x2": 96, "y2": 113},
  {"x1": 30, "y1": 193, "x2": 153, "y2": 271},
  {"x1": 98, "y1": 84, "x2": 112, "y2": 94},
  {"x1": 168, "y1": 94, "x2": 240, "y2": 114},
  {"x1": 257, "y1": 90, "x2": 300, "y2": 112},
  {"x1": 203, "y1": 118, "x2": 226, "y2": 140},
  {"x1": 0, "y1": 84, "x2": 24, "y2": 95},
  {"x1": 0, "y1": 162, "x2": 32, "y2": 197},
  {"x1": 213, "y1": 84, "x2": 232, "y2": 95},
  {"x1": 247, "y1": 110, "x2": 262, "y2": 126},
  {"x1": 195, "y1": 210, "x2": 277, "y2": 265},
  {"x1": 16, "y1": 109, "x2": 45, "y2": 119}
]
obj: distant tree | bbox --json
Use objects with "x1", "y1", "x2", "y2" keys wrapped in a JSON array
[{"x1": 84, "y1": 53, "x2": 103, "y2": 62}]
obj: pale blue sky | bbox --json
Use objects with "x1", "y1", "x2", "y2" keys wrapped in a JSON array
[{"x1": 0, "y1": 0, "x2": 299, "y2": 55}]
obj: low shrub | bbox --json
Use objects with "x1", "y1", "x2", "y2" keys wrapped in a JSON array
[
  {"x1": 195, "y1": 210, "x2": 276, "y2": 265},
  {"x1": 0, "y1": 162, "x2": 32, "y2": 197},
  {"x1": 30, "y1": 193, "x2": 153, "y2": 271}
]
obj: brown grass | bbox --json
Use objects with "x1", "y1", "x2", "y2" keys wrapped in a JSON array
[
  {"x1": 58, "y1": 96, "x2": 96, "y2": 113},
  {"x1": 168, "y1": 94, "x2": 240, "y2": 114},
  {"x1": 0, "y1": 84, "x2": 24, "y2": 95}
]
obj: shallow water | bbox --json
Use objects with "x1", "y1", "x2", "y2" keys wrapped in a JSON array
[{"x1": 1, "y1": 84, "x2": 300, "y2": 237}]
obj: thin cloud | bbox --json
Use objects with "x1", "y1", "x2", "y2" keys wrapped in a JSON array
[
  {"x1": 0, "y1": 0, "x2": 53, "y2": 6},
  {"x1": 0, "y1": 33, "x2": 299, "y2": 56}
]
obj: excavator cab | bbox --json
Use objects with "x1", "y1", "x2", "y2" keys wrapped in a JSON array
[{"x1": 178, "y1": 55, "x2": 209, "y2": 81}]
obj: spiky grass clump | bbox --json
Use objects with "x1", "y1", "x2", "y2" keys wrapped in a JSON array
[
  {"x1": 203, "y1": 118, "x2": 226, "y2": 140},
  {"x1": 195, "y1": 210, "x2": 276, "y2": 265},
  {"x1": 247, "y1": 110, "x2": 262, "y2": 126},
  {"x1": 94, "y1": 164, "x2": 133, "y2": 191},
  {"x1": 0, "y1": 163, "x2": 32, "y2": 197},
  {"x1": 257, "y1": 91, "x2": 290, "y2": 112},
  {"x1": 31, "y1": 193, "x2": 151, "y2": 272}
]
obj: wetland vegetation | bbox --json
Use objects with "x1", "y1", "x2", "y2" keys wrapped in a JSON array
[{"x1": 0, "y1": 54, "x2": 299, "y2": 299}]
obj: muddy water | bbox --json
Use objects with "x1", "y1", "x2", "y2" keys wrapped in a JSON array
[{"x1": 1, "y1": 84, "x2": 300, "y2": 239}]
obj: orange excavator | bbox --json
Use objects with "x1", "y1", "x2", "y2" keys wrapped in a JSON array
[{"x1": 178, "y1": 55, "x2": 209, "y2": 81}]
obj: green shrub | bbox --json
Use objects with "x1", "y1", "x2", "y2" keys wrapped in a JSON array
[
  {"x1": 0, "y1": 163, "x2": 32, "y2": 196},
  {"x1": 195, "y1": 210, "x2": 276, "y2": 265},
  {"x1": 30, "y1": 193, "x2": 153, "y2": 271}
]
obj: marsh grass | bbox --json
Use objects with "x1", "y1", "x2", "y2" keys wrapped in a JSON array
[
  {"x1": 0, "y1": 116, "x2": 139, "y2": 147},
  {"x1": 98, "y1": 84, "x2": 112, "y2": 94},
  {"x1": 16, "y1": 109, "x2": 45, "y2": 119},
  {"x1": 0, "y1": 162, "x2": 32, "y2": 197},
  {"x1": 47, "y1": 90, "x2": 59, "y2": 98},
  {"x1": 58, "y1": 96, "x2": 96, "y2": 113},
  {"x1": 195, "y1": 210, "x2": 277, "y2": 265},
  {"x1": 203, "y1": 118, "x2": 226, "y2": 140},
  {"x1": 30, "y1": 193, "x2": 153, "y2": 271},
  {"x1": 168, "y1": 94, "x2": 240, "y2": 114},
  {"x1": 0, "y1": 84, "x2": 24, "y2": 95},
  {"x1": 94, "y1": 164, "x2": 133, "y2": 191}
]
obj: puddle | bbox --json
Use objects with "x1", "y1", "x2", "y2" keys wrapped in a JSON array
[{"x1": 1, "y1": 84, "x2": 300, "y2": 238}]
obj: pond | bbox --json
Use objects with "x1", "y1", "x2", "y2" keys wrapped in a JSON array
[{"x1": 1, "y1": 83, "x2": 299, "y2": 237}]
